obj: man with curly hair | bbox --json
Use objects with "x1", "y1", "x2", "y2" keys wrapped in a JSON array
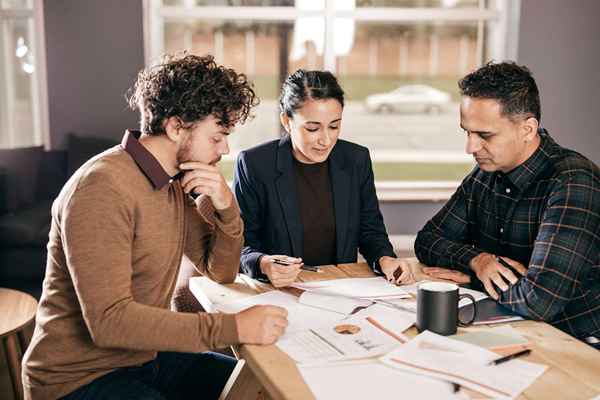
[
  {"x1": 22, "y1": 54, "x2": 289, "y2": 400},
  {"x1": 405, "y1": 61, "x2": 600, "y2": 348}
]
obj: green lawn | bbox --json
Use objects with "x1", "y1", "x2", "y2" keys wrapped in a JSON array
[{"x1": 219, "y1": 160, "x2": 473, "y2": 182}]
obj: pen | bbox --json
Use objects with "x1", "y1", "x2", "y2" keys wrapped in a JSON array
[
  {"x1": 488, "y1": 348, "x2": 531, "y2": 365},
  {"x1": 496, "y1": 256, "x2": 514, "y2": 271},
  {"x1": 272, "y1": 258, "x2": 321, "y2": 273},
  {"x1": 300, "y1": 265, "x2": 321, "y2": 273},
  {"x1": 452, "y1": 382, "x2": 461, "y2": 393}
]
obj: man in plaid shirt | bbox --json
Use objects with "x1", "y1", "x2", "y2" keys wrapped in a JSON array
[{"x1": 411, "y1": 62, "x2": 600, "y2": 348}]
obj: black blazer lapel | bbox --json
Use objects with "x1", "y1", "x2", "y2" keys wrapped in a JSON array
[
  {"x1": 329, "y1": 144, "x2": 351, "y2": 261},
  {"x1": 275, "y1": 135, "x2": 303, "y2": 257}
]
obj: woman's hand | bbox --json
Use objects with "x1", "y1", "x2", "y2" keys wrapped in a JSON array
[{"x1": 260, "y1": 255, "x2": 303, "y2": 288}]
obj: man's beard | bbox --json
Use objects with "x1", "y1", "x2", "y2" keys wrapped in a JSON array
[{"x1": 176, "y1": 141, "x2": 221, "y2": 166}]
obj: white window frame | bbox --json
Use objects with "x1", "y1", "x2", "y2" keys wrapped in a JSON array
[
  {"x1": 0, "y1": 1, "x2": 49, "y2": 149},
  {"x1": 143, "y1": 0, "x2": 521, "y2": 201}
]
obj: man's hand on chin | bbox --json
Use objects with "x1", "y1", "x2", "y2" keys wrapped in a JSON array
[{"x1": 179, "y1": 162, "x2": 233, "y2": 210}]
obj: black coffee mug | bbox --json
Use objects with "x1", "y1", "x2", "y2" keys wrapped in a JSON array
[{"x1": 416, "y1": 281, "x2": 477, "y2": 336}]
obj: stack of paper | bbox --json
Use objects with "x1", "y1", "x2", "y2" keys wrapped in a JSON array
[
  {"x1": 380, "y1": 331, "x2": 546, "y2": 399},
  {"x1": 214, "y1": 278, "x2": 417, "y2": 365},
  {"x1": 277, "y1": 316, "x2": 401, "y2": 364},
  {"x1": 298, "y1": 291, "x2": 372, "y2": 315},
  {"x1": 292, "y1": 277, "x2": 411, "y2": 300},
  {"x1": 277, "y1": 303, "x2": 415, "y2": 364},
  {"x1": 298, "y1": 360, "x2": 461, "y2": 400},
  {"x1": 214, "y1": 290, "x2": 345, "y2": 337},
  {"x1": 216, "y1": 278, "x2": 546, "y2": 399}
]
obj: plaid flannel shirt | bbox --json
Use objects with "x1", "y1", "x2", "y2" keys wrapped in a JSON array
[{"x1": 415, "y1": 129, "x2": 600, "y2": 342}]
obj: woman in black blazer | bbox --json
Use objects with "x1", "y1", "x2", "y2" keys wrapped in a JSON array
[{"x1": 234, "y1": 69, "x2": 408, "y2": 287}]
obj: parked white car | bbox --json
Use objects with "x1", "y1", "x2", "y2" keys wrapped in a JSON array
[{"x1": 365, "y1": 84, "x2": 451, "y2": 113}]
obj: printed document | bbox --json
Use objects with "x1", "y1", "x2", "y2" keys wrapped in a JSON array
[
  {"x1": 292, "y1": 277, "x2": 411, "y2": 300},
  {"x1": 380, "y1": 331, "x2": 547, "y2": 399},
  {"x1": 298, "y1": 291, "x2": 372, "y2": 315},
  {"x1": 298, "y1": 360, "x2": 461, "y2": 400},
  {"x1": 215, "y1": 290, "x2": 344, "y2": 336},
  {"x1": 277, "y1": 309, "x2": 411, "y2": 364}
]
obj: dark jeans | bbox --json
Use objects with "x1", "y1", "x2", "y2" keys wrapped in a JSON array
[{"x1": 61, "y1": 351, "x2": 236, "y2": 400}]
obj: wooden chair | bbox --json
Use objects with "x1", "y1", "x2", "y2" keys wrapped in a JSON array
[{"x1": 0, "y1": 288, "x2": 38, "y2": 400}]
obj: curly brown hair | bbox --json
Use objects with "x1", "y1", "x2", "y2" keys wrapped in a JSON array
[{"x1": 127, "y1": 53, "x2": 259, "y2": 135}]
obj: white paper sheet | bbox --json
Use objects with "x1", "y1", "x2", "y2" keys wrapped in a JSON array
[
  {"x1": 373, "y1": 297, "x2": 418, "y2": 313},
  {"x1": 380, "y1": 331, "x2": 547, "y2": 399},
  {"x1": 277, "y1": 314, "x2": 406, "y2": 364},
  {"x1": 298, "y1": 291, "x2": 372, "y2": 315},
  {"x1": 215, "y1": 290, "x2": 344, "y2": 336},
  {"x1": 349, "y1": 303, "x2": 415, "y2": 336},
  {"x1": 292, "y1": 277, "x2": 410, "y2": 300},
  {"x1": 298, "y1": 360, "x2": 461, "y2": 400}
]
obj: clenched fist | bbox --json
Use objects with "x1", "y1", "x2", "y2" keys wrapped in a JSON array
[{"x1": 235, "y1": 305, "x2": 289, "y2": 345}]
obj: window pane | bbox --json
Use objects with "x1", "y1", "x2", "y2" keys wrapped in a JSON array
[
  {"x1": 0, "y1": 0, "x2": 33, "y2": 9},
  {"x1": 355, "y1": 0, "x2": 479, "y2": 8},
  {"x1": 0, "y1": 17, "x2": 37, "y2": 148},
  {"x1": 161, "y1": 0, "x2": 296, "y2": 6},
  {"x1": 335, "y1": 22, "x2": 477, "y2": 180},
  {"x1": 164, "y1": 19, "x2": 323, "y2": 161}
]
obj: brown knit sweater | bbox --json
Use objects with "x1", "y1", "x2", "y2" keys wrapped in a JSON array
[{"x1": 22, "y1": 131, "x2": 243, "y2": 400}]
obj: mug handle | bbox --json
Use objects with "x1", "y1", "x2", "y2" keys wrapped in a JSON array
[{"x1": 458, "y1": 293, "x2": 477, "y2": 326}]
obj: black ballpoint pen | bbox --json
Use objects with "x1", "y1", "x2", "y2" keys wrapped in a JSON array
[
  {"x1": 272, "y1": 258, "x2": 321, "y2": 273},
  {"x1": 452, "y1": 382, "x2": 461, "y2": 393},
  {"x1": 488, "y1": 348, "x2": 531, "y2": 365},
  {"x1": 496, "y1": 256, "x2": 514, "y2": 270}
]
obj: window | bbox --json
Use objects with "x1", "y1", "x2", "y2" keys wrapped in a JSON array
[
  {"x1": 144, "y1": 0, "x2": 520, "y2": 198},
  {"x1": 0, "y1": 0, "x2": 48, "y2": 149}
]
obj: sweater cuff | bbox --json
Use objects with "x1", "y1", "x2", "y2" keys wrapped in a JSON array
[
  {"x1": 218, "y1": 313, "x2": 240, "y2": 346},
  {"x1": 216, "y1": 199, "x2": 241, "y2": 225}
]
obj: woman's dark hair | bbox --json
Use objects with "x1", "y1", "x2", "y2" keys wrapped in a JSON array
[
  {"x1": 279, "y1": 69, "x2": 344, "y2": 117},
  {"x1": 127, "y1": 53, "x2": 259, "y2": 135},
  {"x1": 459, "y1": 61, "x2": 541, "y2": 122}
]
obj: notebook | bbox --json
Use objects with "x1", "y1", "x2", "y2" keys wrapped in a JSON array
[{"x1": 459, "y1": 297, "x2": 524, "y2": 325}]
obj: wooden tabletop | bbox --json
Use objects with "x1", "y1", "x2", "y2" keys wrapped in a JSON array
[
  {"x1": 190, "y1": 261, "x2": 600, "y2": 400},
  {"x1": 0, "y1": 288, "x2": 38, "y2": 338}
]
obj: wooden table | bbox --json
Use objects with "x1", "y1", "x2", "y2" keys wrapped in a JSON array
[
  {"x1": 0, "y1": 288, "x2": 38, "y2": 400},
  {"x1": 190, "y1": 261, "x2": 600, "y2": 400}
]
